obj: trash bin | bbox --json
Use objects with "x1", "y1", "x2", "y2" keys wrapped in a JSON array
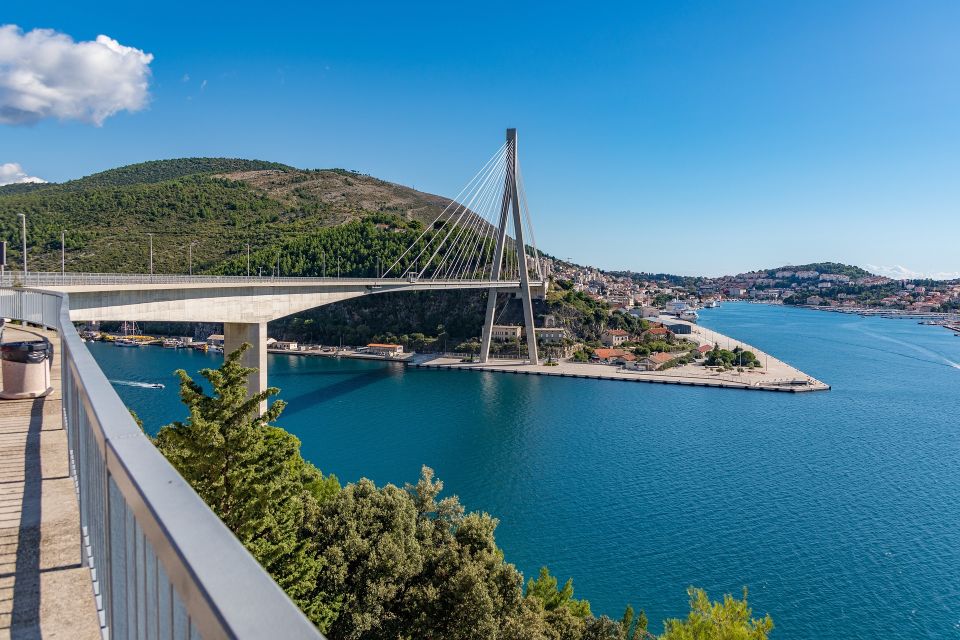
[{"x1": 0, "y1": 339, "x2": 54, "y2": 399}]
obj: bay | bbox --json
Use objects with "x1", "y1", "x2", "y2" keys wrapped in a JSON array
[{"x1": 86, "y1": 303, "x2": 960, "y2": 639}]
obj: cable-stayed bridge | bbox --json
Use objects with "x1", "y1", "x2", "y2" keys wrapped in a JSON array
[{"x1": 3, "y1": 129, "x2": 548, "y2": 404}]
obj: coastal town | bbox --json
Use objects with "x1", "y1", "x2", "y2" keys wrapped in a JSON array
[
  {"x1": 543, "y1": 258, "x2": 960, "y2": 328},
  {"x1": 545, "y1": 258, "x2": 960, "y2": 314}
]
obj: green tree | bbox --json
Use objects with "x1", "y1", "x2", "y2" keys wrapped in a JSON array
[
  {"x1": 526, "y1": 567, "x2": 592, "y2": 619},
  {"x1": 659, "y1": 587, "x2": 773, "y2": 640},
  {"x1": 154, "y1": 344, "x2": 340, "y2": 626}
]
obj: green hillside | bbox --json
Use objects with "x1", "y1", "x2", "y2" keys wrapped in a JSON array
[
  {"x1": 0, "y1": 158, "x2": 454, "y2": 274},
  {"x1": 57, "y1": 158, "x2": 294, "y2": 189},
  {"x1": 764, "y1": 262, "x2": 873, "y2": 278}
]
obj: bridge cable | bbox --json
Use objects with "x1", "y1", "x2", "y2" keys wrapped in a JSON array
[
  {"x1": 424, "y1": 149, "x2": 508, "y2": 279},
  {"x1": 381, "y1": 141, "x2": 507, "y2": 277},
  {"x1": 516, "y1": 159, "x2": 544, "y2": 280},
  {"x1": 432, "y1": 156, "x2": 504, "y2": 279},
  {"x1": 405, "y1": 144, "x2": 506, "y2": 279},
  {"x1": 443, "y1": 156, "x2": 508, "y2": 280}
]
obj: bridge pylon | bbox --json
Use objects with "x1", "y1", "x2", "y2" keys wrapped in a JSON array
[{"x1": 479, "y1": 128, "x2": 539, "y2": 365}]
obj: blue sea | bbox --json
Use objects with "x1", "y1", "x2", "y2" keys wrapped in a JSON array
[{"x1": 87, "y1": 303, "x2": 960, "y2": 638}]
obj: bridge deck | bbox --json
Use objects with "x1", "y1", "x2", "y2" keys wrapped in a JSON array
[{"x1": 0, "y1": 326, "x2": 100, "y2": 639}]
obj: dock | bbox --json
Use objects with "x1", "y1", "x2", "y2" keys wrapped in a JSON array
[
  {"x1": 410, "y1": 322, "x2": 829, "y2": 393},
  {"x1": 0, "y1": 326, "x2": 101, "y2": 638}
]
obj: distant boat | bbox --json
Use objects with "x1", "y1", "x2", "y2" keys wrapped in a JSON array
[
  {"x1": 115, "y1": 339, "x2": 142, "y2": 348},
  {"x1": 110, "y1": 380, "x2": 165, "y2": 389},
  {"x1": 679, "y1": 310, "x2": 699, "y2": 322},
  {"x1": 162, "y1": 338, "x2": 182, "y2": 348}
]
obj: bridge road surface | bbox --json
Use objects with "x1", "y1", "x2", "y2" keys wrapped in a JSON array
[{"x1": 0, "y1": 326, "x2": 100, "y2": 639}]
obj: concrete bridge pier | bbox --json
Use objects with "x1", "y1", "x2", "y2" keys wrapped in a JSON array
[{"x1": 223, "y1": 322, "x2": 268, "y2": 414}]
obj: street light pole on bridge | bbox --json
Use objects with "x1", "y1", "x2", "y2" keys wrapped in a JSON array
[{"x1": 17, "y1": 213, "x2": 27, "y2": 279}]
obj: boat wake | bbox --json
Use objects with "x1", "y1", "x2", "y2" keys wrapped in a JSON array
[
  {"x1": 853, "y1": 326, "x2": 960, "y2": 370},
  {"x1": 110, "y1": 379, "x2": 166, "y2": 389}
]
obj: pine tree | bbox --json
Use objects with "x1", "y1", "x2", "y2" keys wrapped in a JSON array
[
  {"x1": 154, "y1": 343, "x2": 339, "y2": 627},
  {"x1": 659, "y1": 588, "x2": 773, "y2": 640}
]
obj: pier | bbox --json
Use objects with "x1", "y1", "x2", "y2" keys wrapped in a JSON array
[{"x1": 411, "y1": 321, "x2": 830, "y2": 393}]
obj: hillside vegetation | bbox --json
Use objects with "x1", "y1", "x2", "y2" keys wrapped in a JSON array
[
  {"x1": 0, "y1": 158, "x2": 455, "y2": 274},
  {"x1": 762, "y1": 262, "x2": 872, "y2": 278}
]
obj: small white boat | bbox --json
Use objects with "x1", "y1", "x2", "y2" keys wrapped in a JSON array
[
  {"x1": 679, "y1": 310, "x2": 699, "y2": 322},
  {"x1": 162, "y1": 338, "x2": 182, "y2": 348},
  {"x1": 115, "y1": 339, "x2": 142, "y2": 348}
]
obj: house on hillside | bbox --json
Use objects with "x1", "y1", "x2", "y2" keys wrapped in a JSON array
[
  {"x1": 534, "y1": 327, "x2": 568, "y2": 344},
  {"x1": 601, "y1": 329, "x2": 630, "y2": 347}
]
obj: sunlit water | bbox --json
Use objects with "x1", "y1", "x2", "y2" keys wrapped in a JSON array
[{"x1": 87, "y1": 304, "x2": 960, "y2": 639}]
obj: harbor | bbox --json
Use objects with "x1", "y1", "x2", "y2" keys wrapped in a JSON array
[{"x1": 410, "y1": 319, "x2": 830, "y2": 393}]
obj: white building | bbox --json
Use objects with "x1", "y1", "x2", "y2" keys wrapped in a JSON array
[
  {"x1": 534, "y1": 327, "x2": 568, "y2": 344},
  {"x1": 490, "y1": 325, "x2": 523, "y2": 341}
]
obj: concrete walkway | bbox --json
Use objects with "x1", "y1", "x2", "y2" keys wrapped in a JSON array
[{"x1": 0, "y1": 326, "x2": 100, "y2": 640}]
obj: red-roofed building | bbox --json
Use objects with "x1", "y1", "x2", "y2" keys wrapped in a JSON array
[
  {"x1": 592, "y1": 348, "x2": 630, "y2": 363},
  {"x1": 366, "y1": 343, "x2": 404, "y2": 357},
  {"x1": 635, "y1": 351, "x2": 677, "y2": 371}
]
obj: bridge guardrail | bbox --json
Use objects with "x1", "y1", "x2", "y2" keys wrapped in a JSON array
[
  {"x1": 0, "y1": 271, "x2": 541, "y2": 288},
  {"x1": 0, "y1": 287, "x2": 322, "y2": 640}
]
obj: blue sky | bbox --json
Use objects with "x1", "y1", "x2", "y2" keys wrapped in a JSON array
[{"x1": 2, "y1": 1, "x2": 958, "y2": 277}]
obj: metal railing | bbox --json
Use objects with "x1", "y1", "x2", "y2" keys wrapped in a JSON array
[
  {"x1": 0, "y1": 271, "x2": 540, "y2": 289},
  {"x1": 0, "y1": 287, "x2": 323, "y2": 640}
]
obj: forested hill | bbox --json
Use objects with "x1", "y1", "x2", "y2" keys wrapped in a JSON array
[
  {"x1": 0, "y1": 158, "x2": 455, "y2": 274},
  {"x1": 762, "y1": 262, "x2": 873, "y2": 278}
]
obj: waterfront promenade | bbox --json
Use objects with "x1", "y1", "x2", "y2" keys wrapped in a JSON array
[
  {"x1": 412, "y1": 321, "x2": 829, "y2": 392},
  {"x1": 0, "y1": 326, "x2": 100, "y2": 639}
]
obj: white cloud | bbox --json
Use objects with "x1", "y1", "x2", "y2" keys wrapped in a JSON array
[
  {"x1": 0, "y1": 162, "x2": 46, "y2": 185},
  {"x1": 865, "y1": 264, "x2": 960, "y2": 281},
  {"x1": 200, "y1": 79, "x2": 207, "y2": 90},
  {"x1": 0, "y1": 24, "x2": 153, "y2": 126}
]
